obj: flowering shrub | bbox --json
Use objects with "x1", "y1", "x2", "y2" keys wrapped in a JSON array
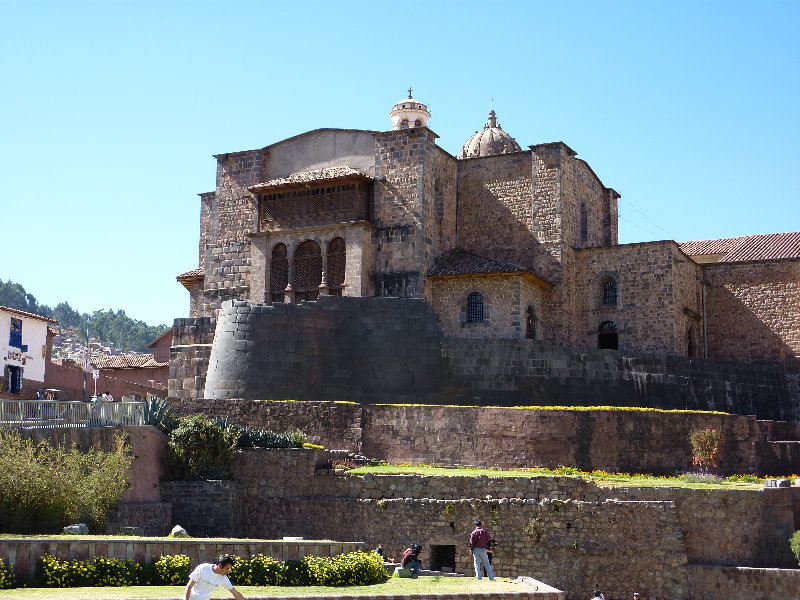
[
  {"x1": 154, "y1": 554, "x2": 190, "y2": 585},
  {"x1": 302, "y1": 551, "x2": 387, "y2": 587},
  {"x1": 88, "y1": 557, "x2": 138, "y2": 587},
  {"x1": 0, "y1": 559, "x2": 16, "y2": 589},
  {"x1": 690, "y1": 427, "x2": 725, "y2": 472},
  {"x1": 228, "y1": 554, "x2": 284, "y2": 586},
  {"x1": 40, "y1": 555, "x2": 92, "y2": 587},
  {"x1": 791, "y1": 530, "x2": 800, "y2": 567}
]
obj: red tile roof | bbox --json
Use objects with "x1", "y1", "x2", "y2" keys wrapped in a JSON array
[
  {"x1": 679, "y1": 232, "x2": 800, "y2": 262},
  {"x1": 248, "y1": 166, "x2": 371, "y2": 192},
  {"x1": 90, "y1": 354, "x2": 168, "y2": 369},
  {"x1": 176, "y1": 268, "x2": 204, "y2": 280},
  {"x1": 0, "y1": 305, "x2": 58, "y2": 324},
  {"x1": 427, "y1": 249, "x2": 551, "y2": 287}
]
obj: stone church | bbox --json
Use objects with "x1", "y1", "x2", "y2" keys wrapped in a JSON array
[{"x1": 172, "y1": 92, "x2": 799, "y2": 415}]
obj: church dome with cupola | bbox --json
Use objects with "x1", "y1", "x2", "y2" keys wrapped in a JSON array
[
  {"x1": 390, "y1": 88, "x2": 431, "y2": 130},
  {"x1": 459, "y1": 109, "x2": 522, "y2": 158}
]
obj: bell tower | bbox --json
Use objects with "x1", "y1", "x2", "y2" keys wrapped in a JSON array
[{"x1": 389, "y1": 87, "x2": 431, "y2": 130}]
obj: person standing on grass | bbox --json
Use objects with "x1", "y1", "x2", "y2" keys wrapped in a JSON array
[
  {"x1": 184, "y1": 555, "x2": 246, "y2": 600},
  {"x1": 469, "y1": 520, "x2": 495, "y2": 581}
]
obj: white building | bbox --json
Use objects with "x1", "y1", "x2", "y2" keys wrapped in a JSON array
[{"x1": 0, "y1": 306, "x2": 57, "y2": 395}]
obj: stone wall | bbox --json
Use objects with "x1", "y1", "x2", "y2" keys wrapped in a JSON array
[
  {"x1": 688, "y1": 565, "x2": 800, "y2": 599},
  {"x1": 179, "y1": 296, "x2": 796, "y2": 419},
  {"x1": 162, "y1": 448, "x2": 800, "y2": 600},
  {"x1": 429, "y1": 274, "x2": 548, "y2": 339},
  {"x1": 200, "y1": 297, "x2": 452, "y2": 404},
  {"x1": 225, "y1": 449, "x2": 689, "y2": 600},
  {"x1": 0, "y1": 537, "x2": 364, "y2": 580},
  {"x1": 160, "y1": 480, "x2": 241, "y2": 538},
  {"x1": 704, "y1": 259, "x2": 800, "y2": 368},
  {"x1": 173, "y1": 399, "x2": 800, "y2": 476},
  {"x1": 573, "y1": 242, "x2": 703, "y2": 354},
  {"x1": 168, "y1": 317, "x2": 215, "y2": 402}
]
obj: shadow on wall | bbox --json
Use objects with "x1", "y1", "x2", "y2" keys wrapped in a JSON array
[{"x1": 706, "y1": 285, "x2": 797, "y2": 368}]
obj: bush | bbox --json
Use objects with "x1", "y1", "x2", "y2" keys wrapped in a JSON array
[
  {"x1": 167, "y1": 415, "x2": 240, "y2": 479},
  {"x1": 89, "y1": 557, "x2": 138, "y2": 587},
  {"x1": 0, "y1": 431, "x2": 132, "y2": 533},
  {"x1": 689, "y1": 427, "x2": 724, "y2": 472},
  {"x1": 791, "y1": 530, "x2": 800, "y2": 567},
  {"x1": 227, "y1": 554, "x2": 284, "y2": 587},
  {"x1": 283, "y1": 559, "x2": 310, "y2": 586},
  {"x1": 0, "y1": 559, "x2": 16, "y2": 589},
  {"x1": 40, "y1": 555, "x2": 92, "y2": 587},
  {"x1": 154, "y1": 554, "x2": 190, "y2": 585},
  {"x1": 302, "y1": 551, "x2": 388, "y2": 586},
  {"x1": 233, "y1": 426, "x2": 306, "y2": 449}
]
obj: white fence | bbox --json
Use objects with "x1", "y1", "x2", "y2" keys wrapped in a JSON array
[{"x1": 0, "y1": 400, "x2": 145, "y2": 429}]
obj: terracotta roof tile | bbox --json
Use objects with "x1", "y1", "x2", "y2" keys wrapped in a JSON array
[
  {"x1": 0, "y1": 305, "x2": 58, "y2": 324},
  {"x1": 177, "y1": 268, "x2": 204, "y2": 280},
  {"x1": 90, "y1": 354, "x2": 168, "y2": 369},
  {"x1": 248, "y1": 166, "x2": 371, "y2": 192},
  {"x1": 679, "y1": 232, "x2": 800, "y2": 262},
  {"x1": 427, "y1": 249, "x2": 551, "y2": 287}
]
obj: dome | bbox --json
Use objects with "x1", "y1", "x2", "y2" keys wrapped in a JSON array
[
  {"x1": 390, "y1": 88, "x2": 430, "y2": 130},
  {"x1": 459, "y1": 110, "x2": 522, "y2": 159}
]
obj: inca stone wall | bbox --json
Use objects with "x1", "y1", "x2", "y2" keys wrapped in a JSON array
[
  {"x1": 704, "y1": 259, "x2": 800, "y2": 368},
  {"x1": 172, "y1": 398, "x2": 800, "y2": 476},
  {"x1": 688, "y1": 565, "x2": 800, "y2": 599},
  {"x1": 157, "y1": 448, "x2": 800, "y2": 600},
  {"x1": 176, "y1": 297, "x2": 796, "y2": 419},
  {"x1": 168, "y1": 317, "x2": 216, "y2": 402}
]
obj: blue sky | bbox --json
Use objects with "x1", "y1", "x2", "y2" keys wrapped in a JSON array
[{"x1": 1, "y1": 1, "x2": 798, "y2": 327}]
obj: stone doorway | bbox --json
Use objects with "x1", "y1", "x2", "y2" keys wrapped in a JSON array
[{"x1": 428, "y1": 544, "x2": 456, "y2": 572}]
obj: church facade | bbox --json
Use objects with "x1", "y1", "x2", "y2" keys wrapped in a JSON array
[{"x1": 177, "y1": 92, "x2": 799, "y2": 370}]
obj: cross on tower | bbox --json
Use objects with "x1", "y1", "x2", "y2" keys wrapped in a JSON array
[{"x1": 408, "y1": 85, "x2": 413, "y2": 99}]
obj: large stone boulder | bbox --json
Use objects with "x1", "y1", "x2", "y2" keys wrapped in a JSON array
[
  {"x1": 63, "y1": 523, "x2": 89, "y2": 535},
  {"x1": 170, "y1": 524, "x2": 189, "y2": 538}
]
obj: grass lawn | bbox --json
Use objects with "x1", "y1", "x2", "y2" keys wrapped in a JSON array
[
  {"x1": 0, "y1": 577, "x2": 521, "y2": 599},
  {"x1": 348, "y1": 464, "x2": 775, "y2": 490}
]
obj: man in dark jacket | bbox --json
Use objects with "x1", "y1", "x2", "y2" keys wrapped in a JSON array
[{"x1": 469, "y1": 520, "x2": 495, "y2": 581}]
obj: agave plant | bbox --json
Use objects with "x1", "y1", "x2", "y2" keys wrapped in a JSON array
[{"x1": 143, "y1": 394, "x2": 178, "y2": 433}]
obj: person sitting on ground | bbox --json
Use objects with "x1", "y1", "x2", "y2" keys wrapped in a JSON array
[
  {"x1": 375, "y1": 543, "x2": 384, "y2": 557},
  {"x1": 184, "y1": 555, "x2": 245, "y2": 600},
  {"x1": 401, "y1": 543, "x2": 422, "y2": 578}
]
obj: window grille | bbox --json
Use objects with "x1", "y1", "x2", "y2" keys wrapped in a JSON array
[
  {"x1": 327, "y1": 237, "x2": 346, "y2": 295},
  {"x1": 293, "y1": 240, "x2": 322, "y2": 302},
  {"x1": 603, "y1": 280, "x2": 617, "y2": 305},
  {"x1": 526, "y1": 306, "x2": 536, "y2": 339},
  {"x1": 467, "y1": 293, "x2": 484, "y2": 323},
  {"x1": 269, "y1": 244, "x2": 288, "y2": 303},
  {"x1": 9, "y1": 318, "x2": 22, "y2": 348}
]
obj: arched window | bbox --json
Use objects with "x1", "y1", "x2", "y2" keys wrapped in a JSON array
[
  {"x1": 526, "y1": 306, "x2": 537, "y2": 340},
  {"x1": 327, "y1": 237, "x2": 346, "y2": 296},
  {"x1": 687, "y1": 322, "x2": 699, "y2": 357},
  {"x1": 269, "y1": 243, "x2": 288, "y2": 303},
  {"x1": 580, "y1": 202, "x2": 588, "y2": 243},
  {"x1": 293, "y1": 240, "x2": 322, "y2": 302},
  {"x1": 414, "y1": 118, "x2": 423, "y2": 128},
  {"x1": 603, "y1": 280, "x2": 618, "y2": 305},
  {"x1": 467, "y1": 292, "x2": 484, "y2": 323},
  {"x1": 598, "y1": 321, "x2": 618, "y2": 350},
  {"x1": 400, "y1": 118, "x2": 409, "y2": 130}
]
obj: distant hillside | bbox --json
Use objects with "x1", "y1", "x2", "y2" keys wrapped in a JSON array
[{"x1": 0, "y1": 279, "x2": 169, "y2": 353}]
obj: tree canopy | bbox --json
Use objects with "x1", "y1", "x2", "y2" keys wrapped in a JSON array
[{"x1": 0, "y1": 279, "x2": 168, "y2": 352}]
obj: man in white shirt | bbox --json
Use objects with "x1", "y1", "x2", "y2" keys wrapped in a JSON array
[{"x1": 184, "y1": 555, "x2": 245, "y2": 600}]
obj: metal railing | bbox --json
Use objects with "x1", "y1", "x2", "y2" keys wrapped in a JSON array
[{"x1": 0, "y1": 400, "x2": 145, "y2": 429}]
